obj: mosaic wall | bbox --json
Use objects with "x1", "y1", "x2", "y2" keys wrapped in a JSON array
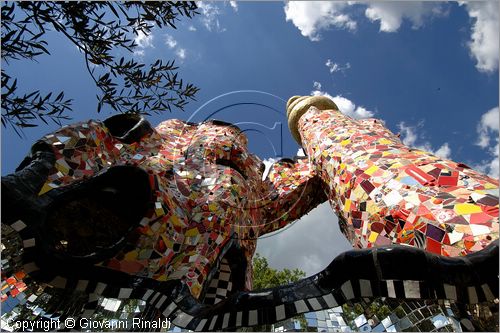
[{"x1": 1, "y1": 95, "x2": 498, "y2": 331}]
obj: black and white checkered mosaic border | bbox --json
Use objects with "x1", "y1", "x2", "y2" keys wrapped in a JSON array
[{"x1": 5, "y1": 218, "x2": 499, "y2": 331}]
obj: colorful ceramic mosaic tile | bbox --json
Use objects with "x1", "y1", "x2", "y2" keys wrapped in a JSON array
[
  {"x1": 287, "y1": 95, "x2": 499, "y2": 256},
  {"x1": 1, "y1": 95, "x2": 498, "y2": 332},
  {"x1": 23, "y1": 116, "x2": 324, "y2": 299}
]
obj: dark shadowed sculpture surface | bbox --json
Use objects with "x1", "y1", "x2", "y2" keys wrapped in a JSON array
[{"x1": 1, "y1": 95, "x2": 498, "y2": 331}]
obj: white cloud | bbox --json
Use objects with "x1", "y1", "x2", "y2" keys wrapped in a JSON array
[
  {"x1": 488, "y1": 153, "x2": 498, "y2": 179},
  {"x1": 134, "y1": 49, "x2": 145, "y2": 57},
  {"x1": 284, "y1": 1, "x2": 356, "y2": 41},
  {"x1": 433, "y1": 143, "x2": 452, "y2": 160},
  {"x1": 475, "y1": 107, "x2": 499, "y2": 178},
  {"x1": 325, "y1": 59, "x2": 340, "y2": 73},
  {"x1": 188, "y1": 25, "x2": 197, "y2": 31},
  {"x1": 325, "y1": 59, "x2": 351, "y2": 74},
  {"x1": 256, "y1": 202, "x2": 352, "y2": 276},
  {"x1": 476, "y1": 106, "x2": 499, "y2": 148},
  {"x1": 229, "y1": 1, "x2": 238, "y2": 12},
  {"x1": 164, "y1": 34, "x2": 177, "y2": 49},
  {"x1": 164, "y1": 34, "x2": 187, "y2": 61},
  {"x1": 398, "y1": 121, "x2": 418, "y2": 147},
  {"x1": 332, "y1": 96, "x2": 374, "y2": 119},
  {"x1": 311, "y1": 83, "x2": 375, "y2": 119},
  {"x1": 283, "y1": 2, "x2": 447, "y2": 40},
  {"x1": 282, "y1": 1, "x2": 497, "y2": 74},
  {"x1": 133, "y1": 30, "x2": 154, "y2": 57},
  {"x1": 176, "y1": 48, "x2": 187, "y2": 60},
  {"x1": 364, "y1": 2, "x2": 444, "y2": 33},
  {"x1": 461, "y1": 1, "x2": 499, "y2": 73},
  {"x1": 313, "y1": 81, "x2": 322, "y2": 90},
  {"x1": 397, "y1": 122, "x2": 452, "y2": 159},
  {"x1": 196, "y1": 2, "x2": 226, "y2": 32},
  {"x1": 134, "y1": 30, "x2": 154, "y2": 49}
]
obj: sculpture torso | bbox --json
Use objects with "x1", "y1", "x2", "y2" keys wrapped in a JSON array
[{"x1": 36, "y1": 117, "x2": 271, "y2": 298}]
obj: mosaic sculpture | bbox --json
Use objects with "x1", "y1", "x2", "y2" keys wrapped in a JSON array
[{"x1": 1, "y1": 95, "x2": 498, "y2": 331}]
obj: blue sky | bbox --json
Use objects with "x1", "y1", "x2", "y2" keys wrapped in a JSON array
[{"x1": 2, "y1": 1, "x2": 499, "y2": 275}]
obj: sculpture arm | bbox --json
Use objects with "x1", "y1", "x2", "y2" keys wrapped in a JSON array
[
  {"x1": 287, "y1": 95, "x2": 499, "y2": 256},
  {"x1": 258, "y1": 158, "x2": 327, "y2": 236},
  {"x1": 24, "y1": 114, "x2": 155, "y2": 196}
]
